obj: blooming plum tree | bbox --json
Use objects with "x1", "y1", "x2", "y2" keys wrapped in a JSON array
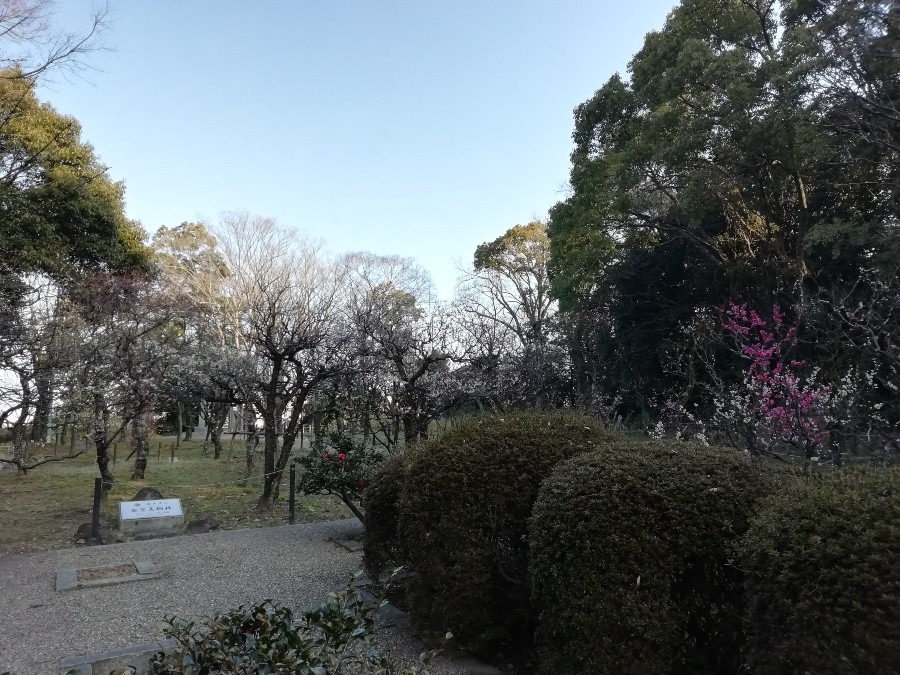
[{"x1": 717, "y1": 302, "x2": 830, "y2": 463}]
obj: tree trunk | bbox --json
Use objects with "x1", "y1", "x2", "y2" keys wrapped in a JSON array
[
  {"x1": 131, "y1": 404, "x2": 151, "y2": 480},
  {"x1": 210, "y1": 404, "x2": 228, "y2": 459},
  {"x1": 12, "y1": 431, "x2": 27, "y2": 475},
  {"x1": 243, "y1": 406, "x2": 258, "y2": 478},
  {"x1": 184, "y1": 406, "x2": 193, "y2": 441},
  {"x1": 259, "y1": 425, "x2": 301, "y2": 507},
  {"x1": 830, "y1": 428, "x2": 844, "y2": 468},
  {"x1": 258, "y1": 408, "x2": 280, "y2": 508},
  {"x1": 259, "y1": 384, "x2": 313, "y2": 509},
  {"x1": 339, "y1": 489, "x2": 366, "y2": 522},
  {"x1": 176, "y1": 402, "x2": 183, "y2": 448},
  {"x1": 403, "y1": 412, "x2": 429, "y2": 447},
  {"x1": 60, "y1": 414, "x2": 70, "y2": 453},
  {"x1": 92, "y1": 393, "x2": 114, "y2": 487},
  {"x1": 211, "y1": 424, "x2": 223, "y2": 459},
  {"x1": 312, "y1": 410, "x2": 323, "y2": 447},
  {"x1": 30, "y1": 360, "x2": 52, "y2": 443}
]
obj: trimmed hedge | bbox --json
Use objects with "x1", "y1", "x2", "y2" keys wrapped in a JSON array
[
  {"x1": 362, "y1": 452, "x2": 410, "y2": 578},
  {"x1": 394, "y1": 412, "x2": 613, "y2": 651},
  {"x1": 741, "y1": 467, "x2": 900, "y2": 675},
  {"x1": 529, "y1": 442, "x2": 770, "y2": 675}
]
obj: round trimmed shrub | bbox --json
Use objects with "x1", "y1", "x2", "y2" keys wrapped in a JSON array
[
  {"x1": 741, "y1": 467, "x2": 900, "y2": 675},
  {"x1": 362, "y1": 452, "x2": 410, "y2": 578},
  {"x1": 396, "y1": 412, "x2": 613, "y2": 652},
  {"x1": 529, "y1": 442, "x2": 771, "y2": 675}
]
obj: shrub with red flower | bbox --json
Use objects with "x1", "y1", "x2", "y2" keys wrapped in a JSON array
[{"x1": 295, "y1": 433, "x2": 386, "y2": 523}]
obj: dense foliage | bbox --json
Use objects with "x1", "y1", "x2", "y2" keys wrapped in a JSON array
[
  {"x1": 148, "y1": 585, "x2": 439, "y2": 674},
  {"x1": 362, "y1": 453, "x2": 411, "y2": 578},
  {"x1": 390, "y1": 412, "x2": 612, "y2": 652},
  {"x1": 529, "y1": 442, "x2": 771, "y2": 675},
  {"x1": 740, "y1": 467, "x2": 900, "y2": 675}
]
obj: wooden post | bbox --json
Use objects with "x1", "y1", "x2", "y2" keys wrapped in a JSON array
[
  {"x1": 289, "y1": 464, "x2": 296, "y2": 525},
  {"x1": 90, "y1": 477, "x2": 102, "y2": 545},
  {"x1": 170, "y1": 444, "x2": 176, "y2": 464},
  {"x1": 157, "y1": 442, "x2": 162, "y2": 462},
  {"x1": 112, "y1": 443, "x2": 117, "y2": 465}
]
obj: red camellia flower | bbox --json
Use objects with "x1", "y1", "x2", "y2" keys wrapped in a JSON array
[
  {"x1": 323, "y1": 453, "x2": 329, "y2": 459},
  {"x1": 338, "y1": 453, "x2": 346, "y2": 461}
]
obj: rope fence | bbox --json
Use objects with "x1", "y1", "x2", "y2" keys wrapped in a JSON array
[{"x1": 0, "y1": 468, "x2": 291, "y2": 495}]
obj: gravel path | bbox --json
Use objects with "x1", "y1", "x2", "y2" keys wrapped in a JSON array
[{"x1": 0, "y1": 520, "x2": 468, "y2": 675}]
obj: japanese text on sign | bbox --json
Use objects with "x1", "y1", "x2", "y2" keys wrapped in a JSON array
[{"x1": 119, "y1": 499, "x2": 183, "y2": 520}]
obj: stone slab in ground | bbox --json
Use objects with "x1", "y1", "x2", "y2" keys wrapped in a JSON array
[
  {"x1": 56, "y1": 560, "x2": 159, "y2": 592},
  {"x1": 334, "y1": 537, "x2": 363, "y2": 552}
]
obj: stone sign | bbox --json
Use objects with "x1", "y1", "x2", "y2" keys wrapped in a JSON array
[{"x1": 118, "y1": 498, "x2": 184, "y2": 536}]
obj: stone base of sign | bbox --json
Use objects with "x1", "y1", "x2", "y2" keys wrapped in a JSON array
[
  {"x1": 134, "y1": 529, "x2": 179, "y2": 541},
  {"x1": 120, "y1": 514, "x2": 183, "y2": 537},
  {"x1": 56, "y1": 560, "x2": 159, "y2": 592}
]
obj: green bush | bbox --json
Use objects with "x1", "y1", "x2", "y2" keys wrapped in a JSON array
[
  {"x1": 741, "y1": 467, "x2": 900, "y2": 675},
  {"x1": 529, "y1": 442, "x2": 770, "y2": 675},
  {"x1": 394, "y1": 412, "x2": 613, "y2": 652},
  {"x1": 147, "y1": 583, "x2": 441, "y2": 674},
  {"x1": 363, "y1": 452, "x2": 411, "y2": 578}
]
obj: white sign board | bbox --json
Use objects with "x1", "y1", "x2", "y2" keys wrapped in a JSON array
[
  {"x1": 118, "y1": 498, "x2": 184, "y2": 536},
  {"x1": 119, "y1": 499, "x2": 183, "y2": 520}
]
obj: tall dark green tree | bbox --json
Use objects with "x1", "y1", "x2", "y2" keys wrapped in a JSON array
[
  {"x1": 0, "y1": 71, "x2": 148, "y2": 279},
  {"x1": 549, "y1": 0, "x2": 899, "y2": 415}
]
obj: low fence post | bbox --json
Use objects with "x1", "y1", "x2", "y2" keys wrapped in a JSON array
[
  {"x1": 289, "y1": 464, "x2": 296, "y2": 525},
  {"x1": 90, "y1": 477, "x2": 102, "y2": 545}
]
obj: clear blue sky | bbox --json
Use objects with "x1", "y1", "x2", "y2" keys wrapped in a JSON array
[{"x1": 42, "y1": 0, "x2": 675, "y2": 298}]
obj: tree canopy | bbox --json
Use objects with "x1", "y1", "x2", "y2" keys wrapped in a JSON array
[
  {"x1": 0, "y1": 71, "x2": 148, "y2": 280},
  {"x1": 548, "y1": 0, "x2": 899, "y2": 409}
]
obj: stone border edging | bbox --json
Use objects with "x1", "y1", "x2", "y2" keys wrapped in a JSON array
[
  {"x1": 333, "y1": 537, "x2": 364, "y2": 552},
  {"x1": 59, "y1": 639, "x2": 177, "y2": 675},
  {"x1": 56, "y1": 560, "x2": 159, "y2": 592}
]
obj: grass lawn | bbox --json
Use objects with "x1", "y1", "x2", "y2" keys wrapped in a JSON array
[{"x1": 0, "y1": 436, "x2": 351, "y2": 554}]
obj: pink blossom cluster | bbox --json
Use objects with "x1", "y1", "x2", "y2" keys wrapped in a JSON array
[{"x1": 722, "y1": 302, "x2": 829, "y2": 454}]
